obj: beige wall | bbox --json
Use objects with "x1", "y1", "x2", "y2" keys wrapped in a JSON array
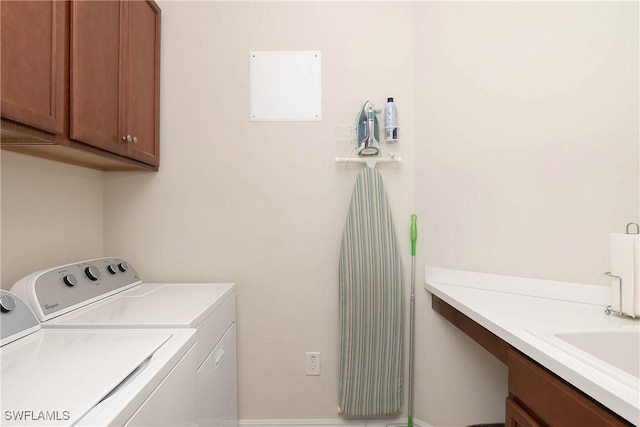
[
  {"x1": 416, "y1": 1, "x2": 639, "y2": 284},
  {"x1": 1, "y1": 151, "x2": 104, "y2": 287},
  {"x1": 1, "y1": 2, "x2": 638, "y2": 426}
]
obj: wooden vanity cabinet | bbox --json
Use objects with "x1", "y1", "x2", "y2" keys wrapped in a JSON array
[
  {"x1": 507, "y1": 349, "x2": 631, "y2": 427},
  {"x1": 431, "y1": 295, "x2": 632, "y2": 427},
  {"x1": 1, "y1": 0, "x2": 160, "y2": 171}
]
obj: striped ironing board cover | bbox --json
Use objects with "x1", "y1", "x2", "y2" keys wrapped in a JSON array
[{"x1": 338, "y1": 167, "x2": 403, "y2": 417}]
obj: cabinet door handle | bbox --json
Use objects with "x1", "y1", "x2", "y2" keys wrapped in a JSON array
[{"x1": 122, "y1": 135, "x2": 139, "y2": 144}]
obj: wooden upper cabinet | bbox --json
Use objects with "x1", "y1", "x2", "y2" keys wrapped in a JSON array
[
  {"x1": 0, "y1": 0, "x2": 160, "y2": 170},
  {"x1": 0, "y1": 1, "x2": 65, "y2": 134},
  {"x1": 123, "y1": 0, "x2": 161, "y2": 166},
  {"x1": 70, "y1": 0, "x2": 160, "y2": 167},
  {"x1": 70, "y1": 1, "x2": 122, "y2": 155}
]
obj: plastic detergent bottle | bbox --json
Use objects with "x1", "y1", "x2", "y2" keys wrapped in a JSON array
[{"x1": 384, "y1": 97, "x2": 398, "y2": 143}]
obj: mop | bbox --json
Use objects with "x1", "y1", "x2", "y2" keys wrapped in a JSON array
[
  {"x1": 408, "y1": 214, "x2": 418, "y2": 427},
  {"x1": 390, "y1": 214, "x2": 418, "y2": 427}
]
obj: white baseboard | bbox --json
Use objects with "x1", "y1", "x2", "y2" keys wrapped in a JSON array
[{"x1": 238, "y1": 418, "x2": 432, "y2": 427}]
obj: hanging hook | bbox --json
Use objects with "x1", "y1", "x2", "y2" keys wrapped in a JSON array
[{"x1": 625, "y1": 223, "x2": 639, "y2": 234}]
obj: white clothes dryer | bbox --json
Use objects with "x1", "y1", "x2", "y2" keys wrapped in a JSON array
[
  {"x1": 11, "y1": 258, "x2": 237, "y2": 427},
  {"x1": 0, "y1": 290, "x2": 198, "y2": 426}
]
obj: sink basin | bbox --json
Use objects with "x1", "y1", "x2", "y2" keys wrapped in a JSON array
[
  {"x1": 555, "y1": 330, "x2": 639, "y2": 378},
  {"x1": 527, "y1": 327, "x2": 640, "y2": 388}
]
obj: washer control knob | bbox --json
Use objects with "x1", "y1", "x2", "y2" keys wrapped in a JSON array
[
  {"x1": 63, "y1": 274, "x2": 78, "y2": 287},
  {"x1": 107, "y1": 264, "x2": 118, "y2": 275},
  {"x1": 85, "y1": 266, "x2": 101, "y2": 281},
  {"x1": 118, "y1": 262, "x2": 129, "y2": 273},
  {"x1": 0, "y1": 295, "x2": 16, "y2": 313}
]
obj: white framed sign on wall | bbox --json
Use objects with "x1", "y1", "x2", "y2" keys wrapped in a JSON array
[{"x1": 249, "y1": 51, "x2": 322, "y2": 121}]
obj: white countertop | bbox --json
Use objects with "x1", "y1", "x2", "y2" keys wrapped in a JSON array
[{"x1": 424, "y1": 267, "x2": 640, "y2": 426}]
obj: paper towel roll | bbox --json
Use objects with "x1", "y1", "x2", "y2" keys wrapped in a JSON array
[{"x1": 609, "y1": 233, "x2": 639, "y2": 316}]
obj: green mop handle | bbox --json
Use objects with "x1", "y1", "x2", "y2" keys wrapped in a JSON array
[
  {"x1": 411, "y1": 214, "x2": 417, "y2": 256},
  {"x1": 408, "y1": 214, "x2": 417, "y2": 427}
]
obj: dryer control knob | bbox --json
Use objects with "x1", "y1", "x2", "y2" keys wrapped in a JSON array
[
  {"x1": 85, "y1": 266, "x2": 101, "y2": 281},
  {"x1": 107, "y1": 264, "x2": 118, "y2": 274},
  {"x1": 63, "y1": 274, "x2": 78, "y2": 287},
  {"x1": 0, "y1": 295, "x2": 16, "y2": 312},
  {"x1": 118, "y1": 262, "x2": 129, "y2": 273}
]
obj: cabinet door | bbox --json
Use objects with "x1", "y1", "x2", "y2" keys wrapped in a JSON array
[
  {"x1": 122, "y1": 0, "x2": 160, "y2": 167},
  {"x1": 505, "y1": 397, "x2": 542, "y2": 427},
  {"x1": 508, "y1": 349, "x2": 629, "y2": 426},
  {"x1": 70, "y1": 0, "x2": 127, "y2": 157},
  {"x1": 1, "y1": 1, "x2": 65, "y2": 134}
]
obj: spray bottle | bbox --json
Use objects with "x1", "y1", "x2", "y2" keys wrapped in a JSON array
[{"x1": 384, "y1": 97, "x2": 398, "y2": 143}]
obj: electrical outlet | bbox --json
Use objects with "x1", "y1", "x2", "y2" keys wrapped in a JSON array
[{"x1": 306, "y1": 352, "x2": 320, "y2": 376}]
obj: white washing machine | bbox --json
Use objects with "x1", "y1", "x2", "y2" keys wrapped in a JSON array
[
  {"x1": 11, "y1": 258, "x2": 237, "y2": 427},
  {"x1": 0, "y1": 290, "x2": 199, "y2": 426}
]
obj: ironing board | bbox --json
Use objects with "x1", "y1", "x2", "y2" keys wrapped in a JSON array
[{"x1": 338, "y1": 167, "x2": 403, "y2": 417}]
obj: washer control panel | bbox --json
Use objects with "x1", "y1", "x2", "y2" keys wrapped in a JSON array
[
  {"x1": 0, "y1": 290, "x2": 40, "y2": 347},
  {"x1": 10, "y1": 258, "x2": 141, "y2": 321}
]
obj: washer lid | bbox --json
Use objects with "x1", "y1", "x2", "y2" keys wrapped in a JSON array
[
  {"x1": 45, "y1": 283, "x2": 234, "y2": 328},
  {"x1": 1, "y1": 329, "x2": 171, "y2": 425}
]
